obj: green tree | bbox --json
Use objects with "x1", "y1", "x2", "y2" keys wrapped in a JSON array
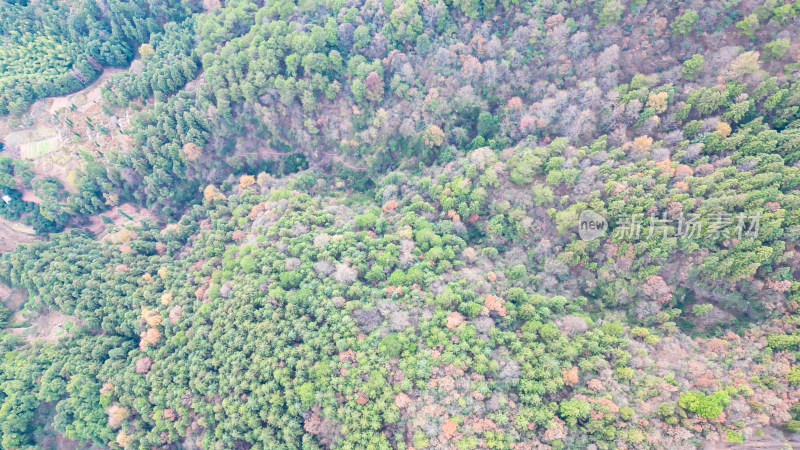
[
  {"x1": 763, "y1": 38, "x2": 790, "y2": 60},
  {"x1": 682, "y1": 54, "x2": 705, "y2": 79},
  {"x1": 672, "y1": 10, "x2": 699, "y2": 35},
  {"x1": 736, "y1": 14, "x2": 760, "y2": 38},
  {"x1": 679, "y1": 390, "x2": 730, "y2": 419}
]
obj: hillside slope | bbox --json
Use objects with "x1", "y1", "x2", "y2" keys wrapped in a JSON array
[{"x1": 1, "y1": 0, "x2": 800, "y2": 448}]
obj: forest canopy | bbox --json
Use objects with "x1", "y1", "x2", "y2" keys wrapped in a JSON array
[
  {"x1": 0, "y1": 0, "x2": 198, "y2": 115},
  {"x1": 1, "y1": 0, "x2": 800, "y2": 448}
]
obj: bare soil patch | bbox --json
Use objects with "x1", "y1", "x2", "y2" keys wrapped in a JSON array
[
  {"x1": 0, "y1": 216, "x2": 38, "y2": 252},
  {"x1": 89, "y1": 202, "x2": 158, "y2": 239},
  {"x1": 0, "y1": 284, "x2": 28, "y2": 310},
  {"x1": 7, "y1": 308, "x2": 85, "y2": 343}
]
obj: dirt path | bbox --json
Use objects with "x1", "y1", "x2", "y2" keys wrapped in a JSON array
[
  {"x1": 322, "y1": 151, "x2": 367, "y2": 171},
  {"x1": 1, "y1": 68, "x2": 125, "y2": 135},
  {"x1": 46, "y1": 68, "x2": 126, "y2": 116}
]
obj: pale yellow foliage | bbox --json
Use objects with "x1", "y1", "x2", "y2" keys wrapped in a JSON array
[
  {"x1": 160, "y1": 292, "x2": 173, "y2": 306},
  {"x1": 107, "y1": 404, "x2": 130, "y2": 428},
  {"x1": 104, "y1": 192, "x2": 119, "y2": 206},
  {"x1": 725, "y1": 51, "x2": 761, "y2": 80},
  {"x1": 158, "y1": 266, "x2": 168, "y2": 280},
  {"x1": 422, "y1": 124, "x2": 445, "y2": 148},
  {"x1": 398, "y1": 225, "x2": 413, "y2": 239},
  {"x1": 110, "y1": 228, "x2": 136, "y2": 244},
  {"x1": 116, "y1": 431, "x2": 133, "y2": 447},
  {"x1": 239, "y1": 174, "x2": 256, "y2": 188},
  {"x1": 182, "y1": 142, "x2": 202, "y2": 161},
  {"x1": 141, "y1": 307, "x2": 163, "y2": 327},
  {"x1": 203, "y1": 185, "x2": 227, "y2": 202},
  {"x1": 138, "y1": 43, "x2": 155, "y2": 59},
  {"x1": 66, "y1": 170, "x2": 78, "y2": 188},
  {"x1": 716, "y1": 121, "x2": 732, "y2": 137},
  {"x1": 646, "y1": 91, "x2": 669, "y2": 113},
  {"x1": 633, "y1": 135, "x2": 653, "y2": 153},
  {"x1": 373, "y1": 108, "x2": 388, "y2": 127},
  {"x1": 162, "y1": 223, "x2": 179, "y2": 234}
]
